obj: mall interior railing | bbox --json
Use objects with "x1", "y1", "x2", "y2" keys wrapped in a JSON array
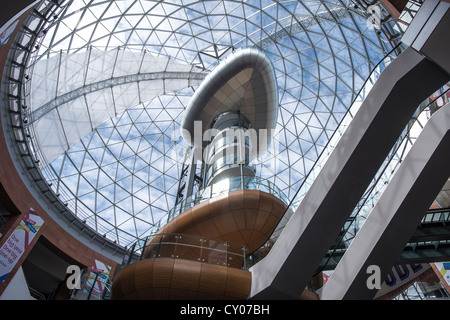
[
  {"x1": 393, "y1": 280, "x2": 450, "y2": 300},
  {"x1": 119, "y1": 174, "x2": 287, "y2": 272},
  {"x1": 316, "y1": 88, "x2": 450, "y2": 274},
  {"x1": 122, "y1": 233, "x2": 249, "y2": 270}
]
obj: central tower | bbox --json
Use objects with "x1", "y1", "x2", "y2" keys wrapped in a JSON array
[
  {"x1": 111, "y1": 48, "x2": 287, "y2": 300},
  {"x1": 178, "y1": 47, "x2": 279, "y2": 199}
]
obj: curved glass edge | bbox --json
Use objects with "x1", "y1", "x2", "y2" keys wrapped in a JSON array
[{"x1": 166, "y1": 175, "x2": 289, "y2": 225}]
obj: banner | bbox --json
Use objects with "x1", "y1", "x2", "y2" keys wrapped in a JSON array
[{"x1": 0, "y1": 209, "x2": 44, "y2": 285}]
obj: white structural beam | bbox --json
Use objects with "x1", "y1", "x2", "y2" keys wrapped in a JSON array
[
  {"x1": 319, "y1": 101, "x2": 450, "y2": 299},
  {"x1": 248, "y1": 45, "x2": 449, "y2": 299},
  {"x1": 30, "y1": 71, "x2": 207, "y2": 124}
]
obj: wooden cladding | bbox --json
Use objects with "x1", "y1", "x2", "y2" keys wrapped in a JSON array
[
  {"x1": 111, "y1": 258, "x2": 251, "y2": 300},
  {"x1": 148, "y1": 190, "x2": 287, "y2": 253},
  {"x1": 112, "y1": 189, "x2": 286, "y2": 300}
]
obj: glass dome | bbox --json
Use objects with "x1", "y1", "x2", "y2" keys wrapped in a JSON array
[{"x1": 21, "y1": 0, "x2": 404, "y2": 247}]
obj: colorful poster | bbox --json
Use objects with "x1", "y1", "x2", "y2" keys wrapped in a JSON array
[
  {"x1": 434, "y1": 262, "x2": 450, "y2": 286},
  {"x1": 84, "y1": 260, "x2": 111, "y2": 298},
  {"x1": 0, "y1": 209, "x2": 44, "y2": 285},
  {"x1": 0, "y1": 20, "x2": 19, "y2": 46}
]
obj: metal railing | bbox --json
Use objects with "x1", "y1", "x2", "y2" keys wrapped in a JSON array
[
  {"x1": 123, "y1": 233, "x2": 249, "y2": 270},
  {"x1": 316, "y1": 88, "x2": 450, "y2": 273}
]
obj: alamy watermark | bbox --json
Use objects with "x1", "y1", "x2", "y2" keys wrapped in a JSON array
[
  {"x1": 66, "y1": 265, "x2": 81, "y2": 290},
  {"x1": 366, "y1": 265, "x2": 381, "y2": 290},
  {"x1": 366, "y1": 5, "x2": 381, "y2": 30}
]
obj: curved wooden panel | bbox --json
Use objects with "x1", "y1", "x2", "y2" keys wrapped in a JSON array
[
  {"x1": 110, "y1": 258, "x2": 251, "y2": 300},
  {"x1": 145, "y1": 190, "x2": 286, "y2": 258}
]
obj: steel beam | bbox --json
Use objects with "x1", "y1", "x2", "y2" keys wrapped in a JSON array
[{"x1": 249, "y1": 46, "x2": 449, "y2": 299}]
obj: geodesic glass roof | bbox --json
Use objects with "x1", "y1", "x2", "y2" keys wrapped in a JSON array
[{"x1": 24, "y1": 0, "x2": 403, "y2": 247}]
